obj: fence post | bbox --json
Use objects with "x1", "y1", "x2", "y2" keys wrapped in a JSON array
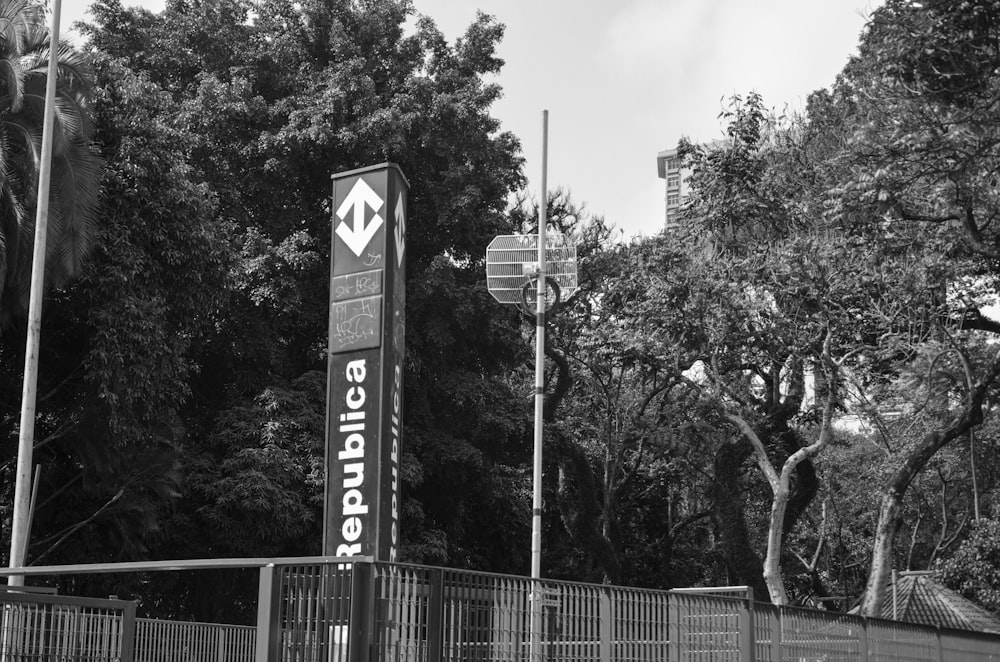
[
  {"x1": 599, "y1": 588, "x2": 611, "y2": 662},
  {"x1": 739, "y1": 589, "x2": 754, "y2": 662},
  {"x1": 667, "y1": 592, "x2": 680, "y2": 662},
  {"x1": 255, "y1": 564, "x2": 281, "y2": 662},
  {"x1": 769, "y1": 606, "x2": 781, "y2": 662},
  {"x1": 347, "y1": 561, "x2": 374, "y2": 662},
  {"x1": 426, "y1": 569, "x2": 444, "y2": 662},
  {"x1": 858, "y1": 616, "x2": 868, "y2": 662},
  {"x1": 120, "y1": 600, "x2": 137, "y2": 662}
]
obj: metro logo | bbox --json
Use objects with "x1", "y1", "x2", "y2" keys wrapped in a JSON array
[
  {"x1": 335, "y1": 178, "x2": 384, "y2": 257},
  {"x1": 394, "y1": 192, "x2": 405, "y2": 267}
]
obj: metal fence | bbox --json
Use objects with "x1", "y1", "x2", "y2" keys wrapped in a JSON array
[
  {"x1": 3, "y1": 557, "x2": 1000, "y2": 662},
  {"x1": 0, "y1": 586, "x2": 136, "y2": 662},
  {"x1": 265, "y1": 560, "x2": 1000, "y2": 662},
  {"x1": 135, "y1": 618, "x2": 256, "y2": 662},
  {"x1": 669, "y1": 589, "x2": 1000, "y2": 662}
]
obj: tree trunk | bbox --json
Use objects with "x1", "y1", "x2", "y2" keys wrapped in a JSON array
[
  {"x1": 554, "y1": 435, "x2": 622, "y2": 584},
  {"x1": 861, "y1": 347, "x2": 1000, "y2": 616},
  {"x1": 710, "y1": 441, "x2": 770, "y2": 601},
  {"x1": 862, "y1": 483, "x2": 905, "y2": 617},
  {"x1": 763, "y1": 485, "x2": 791, "y2": 604},
  {"x1": 724, "y1": 350, "x2": 838, "y2": 607},
  {"x1": 781, "y1": 434, "x2": 818, "y2": 538}
]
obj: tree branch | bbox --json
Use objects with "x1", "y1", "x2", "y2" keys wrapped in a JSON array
[
  {"x1": 723, "y1": 411, "x2": 780, "y2": 490},
  {"x1": 29, "y1": 487, "x2": 126, "y2": 566}
]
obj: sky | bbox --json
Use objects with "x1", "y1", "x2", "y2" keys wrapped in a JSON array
[{"x1": 64, "y1": 0, "x2": 882, "y2": 239}]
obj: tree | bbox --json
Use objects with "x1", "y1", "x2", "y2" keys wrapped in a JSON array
[
  {"x1": 815, "y1": 0, "x2": 1000, "y2": 616},
  {"x1": 0, "y1": 0, "x2": 102, "y2": 323},
  {"x1": 937, "y1": 517, "x2": 1000, "y2": 614},
  {"x1": 0, "y1": 52, "x2": 229, "y2": 572},
  {"x1": 77, "y1": 0, "x2": 530, "y2": 583},
  {"x1": 625, "y1": 90, "x2": 938, "y2": 606}
]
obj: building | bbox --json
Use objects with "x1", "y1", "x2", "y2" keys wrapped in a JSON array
[
  {"x1": 656, "y1": 147, "x2": 689, "y2": 231},
  {"x1": 856, "y1": 571, "x2": 1000, "y2": 634},
  {"x1": 657, "y1": 140, "x2": 731, "y2": 232}
]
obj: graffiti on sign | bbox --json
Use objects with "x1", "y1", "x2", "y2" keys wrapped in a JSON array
[
  {"x1": 330, "y1": 296, "x2": 381, "y2": 352},
  {"x1": 331, "y1": 270, "x2": 383, "y2": 301}
]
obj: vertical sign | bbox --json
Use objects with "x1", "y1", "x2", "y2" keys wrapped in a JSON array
[{"x1": 324, "y1": 163, "x2": 407, "y2": 564}]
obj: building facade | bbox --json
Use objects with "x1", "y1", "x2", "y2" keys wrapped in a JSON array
[{"x1": 656, "y1": 147, "x2": 689, "y2": 231}]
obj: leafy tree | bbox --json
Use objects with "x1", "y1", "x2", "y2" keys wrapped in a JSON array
[
  {"x1": 817, "y1": 0, "x2": 1000, "y2": 616},
  {"x1": 0, "y1": 0, "x2": 102, "y2": 323},
  {"x1": 77, "y1": 0, "x2": 529, "y2": 581},
  {"x1": 0, "y1": 50, "x2": 229, "y2": 572},
  {"x1": 618, "y1": 89, "x2": 945, "y2": 606},
  {"x1": 659, "y1": 98, "x2": 835, "y2": 604},
  {"x1": 937, "y1": 517, "x2": 1000, "y2": 614}
]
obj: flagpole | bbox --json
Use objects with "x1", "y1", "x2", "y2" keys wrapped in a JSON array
[{"x1": 9, "y1": 0, "x2": 62, "y2": 586}]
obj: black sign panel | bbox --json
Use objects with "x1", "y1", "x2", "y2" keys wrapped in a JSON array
[{"x1": 325, "y1": 164, "x2": 407, "y2": 564}]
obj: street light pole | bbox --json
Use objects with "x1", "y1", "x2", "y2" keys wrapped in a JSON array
[
  {"x1": 529, "y1": 109, "x2": 548, "y2": 662},
  {"x1": 531, "y1": 110, "x2": 548, "y2": 583}
]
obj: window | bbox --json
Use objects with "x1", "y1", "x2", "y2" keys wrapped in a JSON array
[
  {"x1": 667, "y1": 194, "x2": 680, "y2": 206},
  {"x1": 667, "y1": 174, "x2": 679, "y2": 188}
]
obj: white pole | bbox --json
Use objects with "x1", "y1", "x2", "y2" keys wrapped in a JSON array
[
  {"x1": 529, "y1": 110, "x2": 548, "y2": 662},
  {"x1": 9, "y1": 0, "x2": 62, "y2": 586}
]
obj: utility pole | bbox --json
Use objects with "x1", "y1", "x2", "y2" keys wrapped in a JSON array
[
  {"x1": 528, "y1": 110, "x2": 548, "y2": 662},
  {"x1": 485, "y1": 111, "x2": 576, "y2": 662},
  {"x1": 9, "y1": 0, "x2": 62, "y2": 586}
]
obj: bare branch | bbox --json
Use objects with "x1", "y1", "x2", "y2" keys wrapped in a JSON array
[{"x1": 29, "y1": 487, "x2": 126, "y2": 566}]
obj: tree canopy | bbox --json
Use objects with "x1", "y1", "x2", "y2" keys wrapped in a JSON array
[{"x1": 1, "y1": 0, "x2": 1000, "y2": 624}]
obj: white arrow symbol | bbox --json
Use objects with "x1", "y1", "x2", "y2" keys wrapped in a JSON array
[
  {"x1": 394, "y1": 193, "x2": 405, "y2": 267},
  {"x1": 336, "y1": 179, "x2": 384, "y2": 257}
]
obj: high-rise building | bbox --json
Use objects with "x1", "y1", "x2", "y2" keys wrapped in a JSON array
[{"x1": 656, "y1": 147, "x2": 688, "y2": 231}]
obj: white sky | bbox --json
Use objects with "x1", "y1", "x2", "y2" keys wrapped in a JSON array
[{"x1": 64, "y1": 0, "x2": 881, "y2": 239}]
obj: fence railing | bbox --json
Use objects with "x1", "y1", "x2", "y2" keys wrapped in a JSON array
[
  {"x1": 3, "y1": 557, "x2": 1000, "y2": 662},
  {"x1": 672, "y1": 589, "x2": 1000, "y2": 662},
  {"x1": 135, "y1": 618, "x2": 256, "y2": 662},
  {"x1": 0, "y1": 586, "x2": 136, "y2": 662},
  {"x1": 264, "y1": 560, "x2": 1000, "y2": 662}
]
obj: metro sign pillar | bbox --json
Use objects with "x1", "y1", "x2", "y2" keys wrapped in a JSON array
[{"x1": 324, "y1": 163, "x2": 407, "y2": 563}]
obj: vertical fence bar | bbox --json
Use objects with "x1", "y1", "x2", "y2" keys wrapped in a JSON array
[
  {"x1": 667, "y1": 593, "x2": 679, "y2": 662},
  {"x1": 859, "y1": 614, "x2": 868, "y2": 662},
  {"x1": 593, "y1": 587, "x2": 603, "y2": 662},
  {"x1": 255, "y1": 564, "x2": 280, "y2": 662},
  {"x1": 217, "y1": 626, "x2": 226, "y2": 662},
  {"x1": 348, "y1": 562, "x2": 373, "y2": 662},
  {"x1": 769, "y1": 606, "x2": 781, "y2": 662},
  {"x1": 427, "y1": 569, "x2": 443, "y2": 662},
  {"x1": 120, "y1": 600, "x2": 137, "y2": 662},
  {"x1": 739, "y1": 594, "x2": 754, "y2": 662}
]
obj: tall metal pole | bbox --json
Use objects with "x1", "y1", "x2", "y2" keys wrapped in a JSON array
[
  {"x1": 9, "y1": 0, "x2": 62, "y2": 586},
  {"x1": 532, "y1": 111, "x2": 547, "y2": 580},
  {"x1": 529, "y1": 110, "x2": 548, "y2": 662}
]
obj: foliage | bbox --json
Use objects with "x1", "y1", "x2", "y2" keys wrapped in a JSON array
[
  {"x1": 0, "y1": 0, "x2": 103, "y2": 323},
  {"x1": 813, "y1": 0, "x2": 1000, "y2": 616},
  {"x1": 67, "y1": 0, "x2": 530, "y2": 585},
  {"x1": 937, "y1": 517, "x2": 1000, "y2": 614},
  {"x1": 4, "y1": 0, "x2": 1000, "y2": 623},
  {"x1": 0, "y1": 44, "x2": 229, "y2": 581}
]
